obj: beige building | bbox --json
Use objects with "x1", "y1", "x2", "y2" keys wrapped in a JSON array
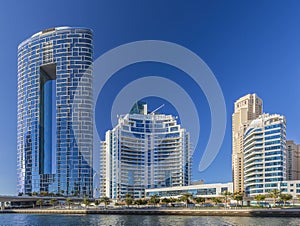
[
  {"x1": 99, "y1": 140, "x2": 107, "y2": 198},
  {"x1": 286, "y1": 140, "x2": 300, "y2": 180},
  {"x1": 232, "y1": 94, "x2": 262, "y2": 192}
]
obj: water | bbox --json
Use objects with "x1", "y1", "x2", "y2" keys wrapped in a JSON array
[{"x1": 0, "y1": 214, "x2": 300, "y2": 226}]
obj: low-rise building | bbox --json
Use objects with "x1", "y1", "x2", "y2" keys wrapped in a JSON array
[
  {"x1": 145, "y1": 182, "x2": 233, "y2": 198},
  {"x1": 276, "y1": 180, "x2": 300, "y2": 198}
]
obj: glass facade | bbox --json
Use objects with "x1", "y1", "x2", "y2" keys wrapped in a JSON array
[
  {"x1": 101, "y1": 103, "x2": 191, "y2": 200},
  {"x1": 145, "y1": 183, "x2": 233, "y2": 198},
  {"x1": 147, "y1": 188, "x2": 216, "y2": 197},
  {"x1": 17, "y1": 27, "x2": 93, "y2": 197},
  {"x1": 244, "y1": 114, "x2": 286, "y2": 196}
]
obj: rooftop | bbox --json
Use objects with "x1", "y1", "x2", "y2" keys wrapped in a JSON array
[{"x1": 18, "y1": 26, "x2": 92, "y2": 49}]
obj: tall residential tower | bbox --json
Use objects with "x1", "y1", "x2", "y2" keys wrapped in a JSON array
[
  {"x1": 101, "y1": 102, "x2": 191, "y2": 200},
  {"x1": 286, "y1": 140, "x2": 300, "y2": 180},
  {"x1": 244, "y1": 114, "x2": 286, "y2": 196},
  {"x1": 17, "y1": 27, "x2": 94, "y2": 197},
  {"x1": 232, "y1": 94, "x2": 262, "y2": 192}
]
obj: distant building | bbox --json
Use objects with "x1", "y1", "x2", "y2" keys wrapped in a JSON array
[
  {"x1": 286, "y1": 140, "x2": 300, "y2": 180},
  {"x1": 232, "y1": 94, "x2": 263, "y2": 192},
  {"x1": 101, "y1": 102, "x2": 191, "y2": 200},
  {"x1": 99, "y1": 141, "x2": 107, "y2": 198},
  {"x1": 276, "y1": 180, "x2": 300, "y2": 198},
  {"x1": 145, "y1": 182, "x2": 233, "y2": 199},
  {"x1": 244, "y1": 114, "x2": 286, "y2": 196},
  {"x1": 190, "y1": 180, "x2": 204, "y2": 185},
  {"x1": 17, "y1": 27, "x2": 94, "y2": 197}
]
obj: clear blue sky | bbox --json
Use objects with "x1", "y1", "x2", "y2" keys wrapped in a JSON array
[{"x1": 0, "y1": 0, "x2": 300, "y2": 194}]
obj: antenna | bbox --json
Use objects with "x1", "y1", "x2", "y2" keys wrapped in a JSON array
[{"x1": 150, "y1": 104, "x2": 165, "y2": 115}]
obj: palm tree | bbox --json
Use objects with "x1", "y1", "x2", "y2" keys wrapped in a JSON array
[
  {"x1": 50, "y1": 198, "x2": 58, "y2": 208},
  {"x1": 82, "y1": 198, "x2": 90, "y2": 208},
  {"x1": 297, "y1": 195, "x2": 300, "y2": 206},
  {"x1": 160, "y1": 198, "x2": 169, "y2": 204},
  {"x1": 40, "y1": 191, "x2": 48, "y2": 196},
  {"x1": 169, "y1": 197, "x2": 177, "y2": 207},
  {"x1": 134, "y1": 199, "x2": 147, "y2": 207},
  {"x1": 125, "y1": 194, "x2": 134, "y2": 208},
  {"x1": 211, "y1": 197, "x2": 222, "y2": 205},
  {"x1": 36, "y1": 199, "x2": 43, "y2": 209},
  {"x1": 73, "y1": 190, "x2": 79, "y2": 197},
  {"x1": 279, "y1": 194, "x2": 293, "y2": 206},
  {"x1": 95, "y1": 199, "x2": 100, "y2": 206},
  {"x1": 254, "y1": 194, "x2": 266, "y2": 207},
  {"x1": 149, "y1": 194, "x2": 160, "y2": 207},
  {"x1": 60, "y1": 190, "x2": 65, "y2": 196},
  {"x1": 195, "y1": 197, "x2": 206, "y2": 206},
  {"x1": 179, "y1": 193, "x2": 193, "y2": 208},
  {"x1": 233, "y1": 191, "x2": 244, "y2": 207},
  {"x1": 100, "y1": 196, "x2": 111, "y2": 209},
  {"x1": 134, "y1": 199, "x2": 144, "y2": 207},
  {"x1": 66, "y1": 198, "x2": 73, "y2": 209},
  {"x1": 142, "y1": 199, "x2": 148, "y2": 206},
  {"x1": 268, "y1": 189, "x2": 281, "y2": 207},
  {"x1": 222, "y1": 191, "x2": 232, "y2": 206}
]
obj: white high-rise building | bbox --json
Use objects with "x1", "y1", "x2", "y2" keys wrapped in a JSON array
[
  {"x1": 101, "y1": 102, "x2": 191, "y2": 200},
  {"x1": 244, "y1": 114, "x2": 286, "y2": 196},
  {"x1": 232, "y1": 94, "x2": 263, "y2": 192}
]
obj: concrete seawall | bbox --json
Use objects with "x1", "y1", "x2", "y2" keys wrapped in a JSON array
[{"x1": 1, "y1": 208, "x2": 300, "y2": 217}]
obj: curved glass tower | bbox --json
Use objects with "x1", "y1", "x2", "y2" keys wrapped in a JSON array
[
  {"x1": 244, "y1": 114, "x2": 286, "y2": 196},
  {"x1": 17, "y1": 27, "x2": 93, "y2": 197}
]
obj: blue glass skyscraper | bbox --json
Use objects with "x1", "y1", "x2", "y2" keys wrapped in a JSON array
[{"x1": 17, "y1": 27, "x2": 93, "y2": 197}]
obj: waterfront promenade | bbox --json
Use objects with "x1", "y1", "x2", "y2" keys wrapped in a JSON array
[{"x1": 1, "y1": 208, "x2": 300, "y2": 217}]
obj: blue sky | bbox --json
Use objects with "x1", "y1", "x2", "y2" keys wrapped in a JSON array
[{"x1": 0, "y1": 0, "x2": 300, "y2": 194}]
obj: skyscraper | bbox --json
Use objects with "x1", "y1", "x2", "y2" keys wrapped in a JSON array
[
  {"x1": 232, "y1": 94, "x2": 262, "y2": 192},
  {"x1": 244, "y1": 114, "x2": 286, "y2": 196},
  {"x1": 101, "y1": 102, "x2": 191, "y2": 200},
  {"x1": 17, "y1": 27, "x2": 94, "y2": 197},
  {"x1": 286, "y1": 140, "x2": 300, "y2": 180}
]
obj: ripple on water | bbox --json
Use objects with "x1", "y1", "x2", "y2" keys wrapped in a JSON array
[{"x1": 0, "y1": 214, "x2": 300, "y2": 226}]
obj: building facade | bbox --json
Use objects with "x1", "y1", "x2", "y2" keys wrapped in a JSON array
[
  {"x1": 244, "y1": 114, "x2": 286, "y2": 196},
  {"x1": 232, "y1": 94, "x2": 263, "y2": 192},
  {"x1": 286, "y1": 140, "x2": 300, "y2": 180},
  {"x1": 145, "y1": 182, "x2": 233, "y2": 199},
  {"x1": 17, "y1": 27, "x2": 94, "y2": 197},
  {"x1": 276, "y1": 180, "x2": 300, "y2": 198},
  {"x1": 101, "y1": 103, "x2": 191, "y2": 200}
]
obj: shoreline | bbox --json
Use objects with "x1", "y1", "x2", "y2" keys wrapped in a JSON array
[{"x1": 1, "y1": 208, "x2": 300, "y2": 217}]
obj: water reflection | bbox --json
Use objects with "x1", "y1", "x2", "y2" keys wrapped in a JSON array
[{"x1": 0, "y1": 214, "x2": 300, "y2": 226}]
